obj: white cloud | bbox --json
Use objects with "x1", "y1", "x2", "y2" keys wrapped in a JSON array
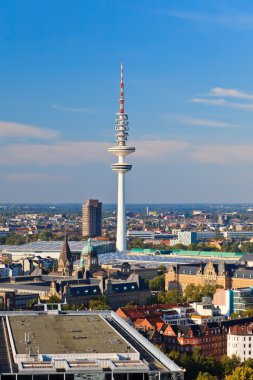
[
  {"x1": 51, "y1": 104, "x2": 95, "y2": 113},
  {"x1": 191, "y1": 98, "x2": 228, "y2": 106},
  {"x1": 190, "y1": 145, "x2": 253, "y2": 165},
  {"x1": 0, "y1": 141, "x2": 110, "y2": 166},
  {"x1": 0, "y1": 121, "x2": 59, "y2": 140},
  {"x1": 134, "y1": 139, "x2": 189, "y2": 160},
  {"x1": 180, "y1": 117, "x2": 240, "y2": 128},
  {"x1": 1, "y1": 137, "x2": 253, "y2": 168},
  {"x1": 210, "y1": 87, "x2": 253, "y2": 100},
  {"x1": 162, "y1": 9, "x2": 253, "y2": 30},
  {"x1": 0, "y1": 139, "x2": 189, "y2": 166},
  {"x1": 191, "y1": 98, "x2": 253, "y2": 111},
  {"x1": 191, "y1": 86, "x2": 253, "y2": 111}
]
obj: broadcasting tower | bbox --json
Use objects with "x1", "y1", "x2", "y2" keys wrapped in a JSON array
[{"x1": 108, "y1": 64, "x2": 135, "y2": 254}]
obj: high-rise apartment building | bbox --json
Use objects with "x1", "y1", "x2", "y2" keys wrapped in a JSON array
[{"x1": 82, "y1": 199, "x2": 102, "y2": 237}]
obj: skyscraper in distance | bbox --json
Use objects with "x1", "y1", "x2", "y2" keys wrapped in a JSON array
[
  {"x1": 82, "y1": 199, "x2": 102, "y2": 237},
  {"x1": 108, "y1": 64, "x2": 135, "y2": 253}
]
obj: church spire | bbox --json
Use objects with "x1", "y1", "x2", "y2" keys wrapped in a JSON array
[{"x1": 58, "y1": 235, "x2": 72, "y2": 275}]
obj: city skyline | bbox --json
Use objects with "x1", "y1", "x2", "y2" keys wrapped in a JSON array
[{"x1": 1, "y1": 1, "x2": 253, "y2": 202}]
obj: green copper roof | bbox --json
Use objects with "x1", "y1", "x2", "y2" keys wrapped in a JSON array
[
  {"x1": 172, "y1": 250, "x2": 243, "y2": 258},
  {"x1": 131, "y1": 247, "x2": 243, "y2": 258},
  {"x1": 81, "y1": 238, "x2": 96, "y2": 256}
]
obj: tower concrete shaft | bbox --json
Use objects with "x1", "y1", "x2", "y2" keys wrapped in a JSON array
[{"x1": 108, "y1": 64, "x2": 135, "y2": 254}]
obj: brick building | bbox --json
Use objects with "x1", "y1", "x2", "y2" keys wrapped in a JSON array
[
  {"x1": 117, "y1": 305, "x2": 253, "y2": 360},
  {"x1": 162, "y1": 323, "x2": 227, "y2": 360}
]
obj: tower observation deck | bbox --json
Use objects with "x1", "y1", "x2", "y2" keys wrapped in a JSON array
[{"x1": 108, "y1": 64, "x2": 135, "y2": 254}]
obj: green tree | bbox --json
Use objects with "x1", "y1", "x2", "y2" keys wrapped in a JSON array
[
  {"x1": 231, "y1": 309, "x2": 253, "y2": 319},
  {"x1": 167, "y1": 350, "x2": 180, "y2": 364},
  {"x1": 231, "y1": 243, "x2": 240, "y2": 253},
  {"x1": 89, "y1": 296, "x2": 110, "y2": 310},
  {"x1": 62, "y1": 304, "x2": 76, "y2": 311},
  {"x1": 38, "y1": 230, "x2": 54, "y2": 241},
  {"x1": 157, "y1": 264, "x2": 167, "y2": 274},
  {"x1": 27, "y1": 298, "x2": 38, "y2": 308},
  {"x1": 187, "y1": 243, "x2": 199, "y2": 251},
  {"x1": 127, "y1": 238, "x2": 144, "y2": 249},
  {"x1": 0, "y1": 236, "x2": 6, "y2": 244},
  {"x1": 245, "y1": 359, "x2": 253, "y2": 370},
  {"x1": 183, "y1": 284, "x2": 220, "y2": 303},
  {"x1": 157, "y1": 290, "x2": 183, "y2": 304},
  {"x1": 145, "y1": 294, "x2": 158, "y2": 305},
  {"x1": 123, "y1": 301, "x2": 137, "y2": 308},
  {"x1": 225, "y1": 366, "x2": 253, "y2": 380},
  {"x1": 6, "y1": 234, "x2": 26, "y2": 245},
  {"x1": 201, "y1": 284, "x2": 219, "y2": 298},
  {"x1": 240, "y1": 243, "x2": 253, "y2": 254},
  {"x1": 196, "y1": 372, "x2": 218, "y2": 380},
  {"x1": 221, "y1": 355, "x2": 241, "y2": 377},
  {"x1": 149, "y1": 274, "x2": 165, "y2": 290},
  {"x1": 171, "y1": 243, "x2": 187, "y2": 250},
  {"x1": 47, "y1": 295, "x2": 61, "y2": 303},
  {"x1": 184, "y1": 284, "x2": 202, "y2": 302}
]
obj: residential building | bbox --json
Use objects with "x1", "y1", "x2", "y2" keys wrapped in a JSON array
[
  {"x1": 212, "y1": 289, "x2": 232, "y2": 316},
  {"x1": 116, "y1": 303, "x2": 195, "y2": 326},
  {"x1": 227, "y1": 324, "x2": 253, "y2": 361},
  {"x1": 82, "y1": 199, "x2": 102, "y2": 237},
  {"x1": 162, "y1": 323, "x2": 228, "y2": 359},
  {"x1": 190, "y1": 297, "x2": 224, "y2": 324},
  {"x1": 233, "y1": 287, "x2": 253, "y2": 313},
  {"x1": 213, "y1": 287, "x2": 253, "y2": 316}
]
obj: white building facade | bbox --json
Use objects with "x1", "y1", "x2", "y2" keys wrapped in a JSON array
[{"x1": 227, "y1": 325, "x2": 253, "y2": 361}]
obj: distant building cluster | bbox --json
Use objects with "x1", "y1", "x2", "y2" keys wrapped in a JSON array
[
  {"x1": 116, "y1": 303, "x2": 253, "y2": 361},
  {"x1": 0, "y1": 238, "x2": 150, "y2": 310}
]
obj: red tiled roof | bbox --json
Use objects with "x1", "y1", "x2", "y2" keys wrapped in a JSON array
[{"x1": 229, "y1": 324, "x2": 253, "y2": 336}]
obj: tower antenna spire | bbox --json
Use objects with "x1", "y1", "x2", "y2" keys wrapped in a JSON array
[
  {"x1": 108, "y1": 64, "x2": 135, "y2": 254},
  {"x1": 120, "y1": 63, "x2": 124, "y2": 114}
]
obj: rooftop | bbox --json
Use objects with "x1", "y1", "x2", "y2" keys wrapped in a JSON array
[
  {"x1": 9, "y1": 314, "x2": 134, "y2": 355},
  {"x1": 0, "y1": 310, "x2": 184, "y2": 377}
]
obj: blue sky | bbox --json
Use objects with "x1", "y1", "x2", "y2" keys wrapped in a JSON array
[{"x1": 1, "y1": 0, "x2": 253, "y2": 203}]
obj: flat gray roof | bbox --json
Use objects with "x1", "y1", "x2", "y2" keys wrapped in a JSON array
[
  {"x1": 9, "y1": 315, "x2": 134, "y2": 355},
  {"x1": 0, "y1": 240, "x2": 113, "y2": 253}
]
